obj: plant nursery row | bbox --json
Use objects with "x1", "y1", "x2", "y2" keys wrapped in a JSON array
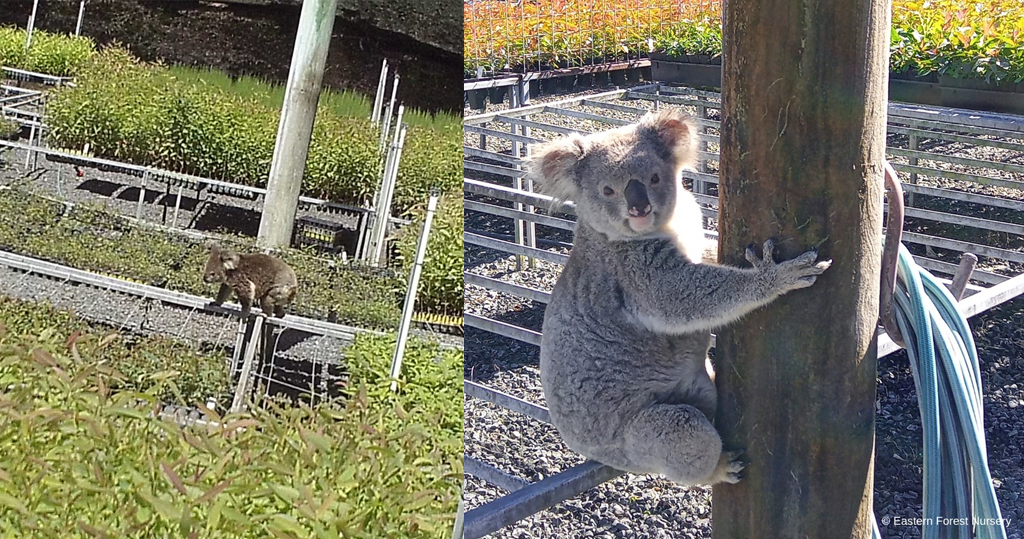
[{"x1": 0, "y1": 295, "x2": 462, "y2": 538}]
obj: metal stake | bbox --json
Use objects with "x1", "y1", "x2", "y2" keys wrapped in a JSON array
[
  {"x1": 75, "y1": 0, "x2": 87, "y2": 36},
  {"x1": 389, "y1": 191, "x2": 440, "y2": 392},
  {"x1": 231, "y1": 315, "x2": 263, "y2": 413}
]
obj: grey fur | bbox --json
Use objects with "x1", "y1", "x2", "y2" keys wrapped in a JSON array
[
  {"x1": 202, "y1": 242, "x2": 299, "y2": 318},
  {"x1": 527, "y1": 109, "x2": 832, "y2": 486}
]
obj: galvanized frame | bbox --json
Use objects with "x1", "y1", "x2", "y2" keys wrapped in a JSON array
[{"x1": 463, "y1": 83, "x2": 1024, "y2": 538}]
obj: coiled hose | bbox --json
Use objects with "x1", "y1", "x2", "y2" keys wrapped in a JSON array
[{"x1": 871, "y1": 243, "x2": 1007, "y2": 539}]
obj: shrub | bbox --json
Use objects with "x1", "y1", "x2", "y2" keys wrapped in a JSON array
[
  {"x1": 0, "y1": 25, "x2": 95, "y2": 76},
  {"x1": 891, "y1": 0, "x2": 1024, "y2": 83},
  {"x1": 0, "y1": 322, "x2": 462, "y2": 538},
  {"x1": 45, "y1": 47, "x2": 461, "y2": 213},
  {"x1": 0, "y1": 296, "x2": 230, "y2": 407},
  {"x1": 396, "y1": 195, "x2": 464, "y2": 316},
  {"x1": 342, "y1": 332, "x2": 463, "y2": 459},
  {"x1": 465, "y1": 0, "x2": 1024, "y2": 83}
]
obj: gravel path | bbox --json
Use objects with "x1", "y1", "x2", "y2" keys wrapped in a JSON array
[
  {"x1": 0, "y1": 145, "x2": 465, "y2": 352},
  {"x1": 464, "y1": 85, "x2": 1024, "y2": 538},
  {"x1": 0, "y1": 145, "x2": 361, "y2": 242}
]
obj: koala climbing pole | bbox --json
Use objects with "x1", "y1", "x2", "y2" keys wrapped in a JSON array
[
  {"x1": 713, "y1": 0, "x2": 888, "y2": 536},
  {"x1": 874, "y1": 164, "x2": 1007, "y2": 539}
]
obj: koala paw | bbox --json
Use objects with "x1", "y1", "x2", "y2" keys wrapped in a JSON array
[
  {"x1": 746, "y1": 239, "x2": 832, "y2": 294},
  {"x1": 710, "y1": 449, "x2": 747, "y2": 484}
]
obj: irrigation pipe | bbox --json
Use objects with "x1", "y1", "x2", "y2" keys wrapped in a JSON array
[{"x1": 873, "y1": 164, "x2": 1008, "y2": 539}]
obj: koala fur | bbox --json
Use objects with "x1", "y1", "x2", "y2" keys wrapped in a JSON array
[
  {"x1": 527, "y1": 109, "x2": 832, "y2": 486},
  {"x1": 202, "y1": 242, "x2": 298, "y2": 318}
]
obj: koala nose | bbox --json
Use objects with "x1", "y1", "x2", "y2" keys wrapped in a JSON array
[{"x1": 624, "y1": 179, "x2": 652, "y2": 217}]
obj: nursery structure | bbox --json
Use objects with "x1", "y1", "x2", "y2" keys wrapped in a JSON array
[
  {"x1": 463, "y1": 84, "x2": 1024, "y2": 537},
  {"x1": 0, "y1": 63, "x2": 412, "y2": 265}
]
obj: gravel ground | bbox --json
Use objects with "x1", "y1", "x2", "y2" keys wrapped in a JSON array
[
  {"x1": 464, "y1": 84, "x2": 1024, "y2": 538},
  {"x1": 0, "y1": 145, "x2": 465, "y2": 352},
  {"x1": 0, "y1": 145, "x2": 362, "y2": 245}
]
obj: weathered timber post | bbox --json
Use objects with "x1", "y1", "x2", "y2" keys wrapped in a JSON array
[
  {"x1": 257, "y1": 0, "x2": 338, "y2": 249},
  {"x1": 711, "y1": 0, "x2": 889, "y2": 537}
]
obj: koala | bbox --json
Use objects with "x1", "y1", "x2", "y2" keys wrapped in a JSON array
[
  {"x1": 527, "y1": 108, "x2": 832, "y2": 486},
  {"x1": 202, "y1": 242, "x2": 298, "y2": 318}
]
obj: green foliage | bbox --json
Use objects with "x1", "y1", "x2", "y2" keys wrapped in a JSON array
[
  {"x1": 166, "y1": 65, "x2": 461, "y2": 132},
  {"x1": 342, "y1": 333, "x2": 463, "y2": 460},
  {"x1": 0, "y1": 117, "x2": 18, "y2": 140},
  {"x1": 0, "y1": 26, "x2": 95, "y2": 76},
  {"x1": 651, "y1": 16, "x2": 723, "y2": 59},
  {"x1": 465, "y1": 0, "x2": 1024, "y2": 83},
  {"x1": 0, "y1": 296, "x2": 230, "y2": 406},
  {"x1": 0, "y1": 323, "x2": 462, "y2": 538},
  {"x1": 892, "y1": 0, "x2": 1024, "y2": 83},
  {"x1": 0, "y1": 187, "x2": 406, "y2": 329},
  {"x1": 45, "y1": 47, "x2": 461, "y2": 213},
  {"x1": 396, "y1": 195, "x2": 464, "y2": 316}
]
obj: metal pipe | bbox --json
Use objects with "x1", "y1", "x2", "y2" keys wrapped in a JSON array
[
  {"x1": 76, "y1": 0, "x2": 87, "y2": 36},
  {"x1": 389, "y1": 190, "x2": 439, "y2": 392},
  {"x1": 379, "y1": 74, "x2": 400, "y2": 152},
  {"x1": 171, "y1": 184, "x2": 183, "y2": 228},
  {"x1": 231, "y1": 315, "x2": 264, "y2": 413},
  {"x1": 372, "y1": 125, "x2": 407, "y2": 264},
  {"x1": 949, "y1": 253, "x2": 979, "y2": 301},
  {"x1": 136, "y1": 171, "x2": 148, "y2": 220},
  {"x1": 25, "y1": 0, "x2": 40, "y2": 49},
  {"x1": 371, "y1": 59, "x2": 387, "y2": 125}
]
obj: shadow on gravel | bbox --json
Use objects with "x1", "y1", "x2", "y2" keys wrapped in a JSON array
[
  {"x1": 193, "y1": 202, "x2": 261, "y2": 237},
  {"x1": 242, "y1": 327, "x2": 348, "y2": 405},
  {"x1": 117, "y1": 186, "x2": 165, "y2": 205},
  {"x1": 156, "y1": 193, "x2": 202, "y2": 212},
  {"x1": 77, "y1": 178, "x2": 123, "y2": 197}
]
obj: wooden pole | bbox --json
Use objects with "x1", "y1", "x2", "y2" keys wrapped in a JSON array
[
  {"x1": 711, "y1": 0, "x2": 889, "y2": 537},
  {"x1": 257, "y1": 0, "x2": 338, "y2": 249}
]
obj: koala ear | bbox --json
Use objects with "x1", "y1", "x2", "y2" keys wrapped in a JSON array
[
  {"x1": 638, "y1": 109, "x2": 698, "y2": 169},
  {"x1": 220, "y1": 250, "x2": 240, "y2": 270},
  {"x1": 526, "y1": 134, "x2": 587, "y2": 203}
]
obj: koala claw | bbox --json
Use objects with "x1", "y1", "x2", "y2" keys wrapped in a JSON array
[
  {"x1": 713, "y1": 449, "x2": 747, "y2": 484},
  {"x1": 745, "y1": 239, "x2": 783, "y2": 269}
]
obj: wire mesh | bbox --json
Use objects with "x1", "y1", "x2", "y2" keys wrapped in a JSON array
[{"x1": 464, "y1": 0, "x2": 722, "y2": 77}]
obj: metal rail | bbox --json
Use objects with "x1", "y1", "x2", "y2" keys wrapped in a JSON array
[
  {"x1": 0, "y1": 249, "x2": 371, "y2": 342},
  {"x1": 0, "y1": 139, "x2": 372, "y2": 216}
]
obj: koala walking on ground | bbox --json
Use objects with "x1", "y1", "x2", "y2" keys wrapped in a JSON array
[
  {"x1": 527, "y1": 109, "x2": 832, "y2": 486},
  {"x1": 203, "y1": 242, "x2": 298, "y2": 319}
]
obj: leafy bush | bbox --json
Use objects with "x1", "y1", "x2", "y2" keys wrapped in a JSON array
[
  {"x1": 0, "y1": 187, "x2": 406, "y2": 329},
  {"x1": 46, "y1": 47, "x2": 461, "y2": 213},
  {"x1": 0, "y1": 117, "x2": 18, "y2": 140},
  {"x1": 396, "y1": 195, "x2": 464, "y2": 316},
  {"x1": 0, "y1": 322, "x2": 462, "y2": 538},
  {"x1": 892, "y1": 0, "x2": 1024, "y2": 83},
  {"x1": 0, "y1": 296, "x2": 230, "y2": 406},
  {"x1": 167, "y1": 65, "x2": 461, "y2": 133},
  {"x1": 0, "y1": 25, "x2": 95, "y2": 76},
  {"x1": 464, "y1": 0, "x2": 719, "y2": 73},
  {"x1": 342, "y1": 332, "x2": 463, "y2": 460},
  {"x1": 465, "y1": 0, "x2": 1024, "y2": 83}
]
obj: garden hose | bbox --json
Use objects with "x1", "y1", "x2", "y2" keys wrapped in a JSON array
[{"x1": 871, "y1": 243, "x2": 1007, "y2": 539}]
